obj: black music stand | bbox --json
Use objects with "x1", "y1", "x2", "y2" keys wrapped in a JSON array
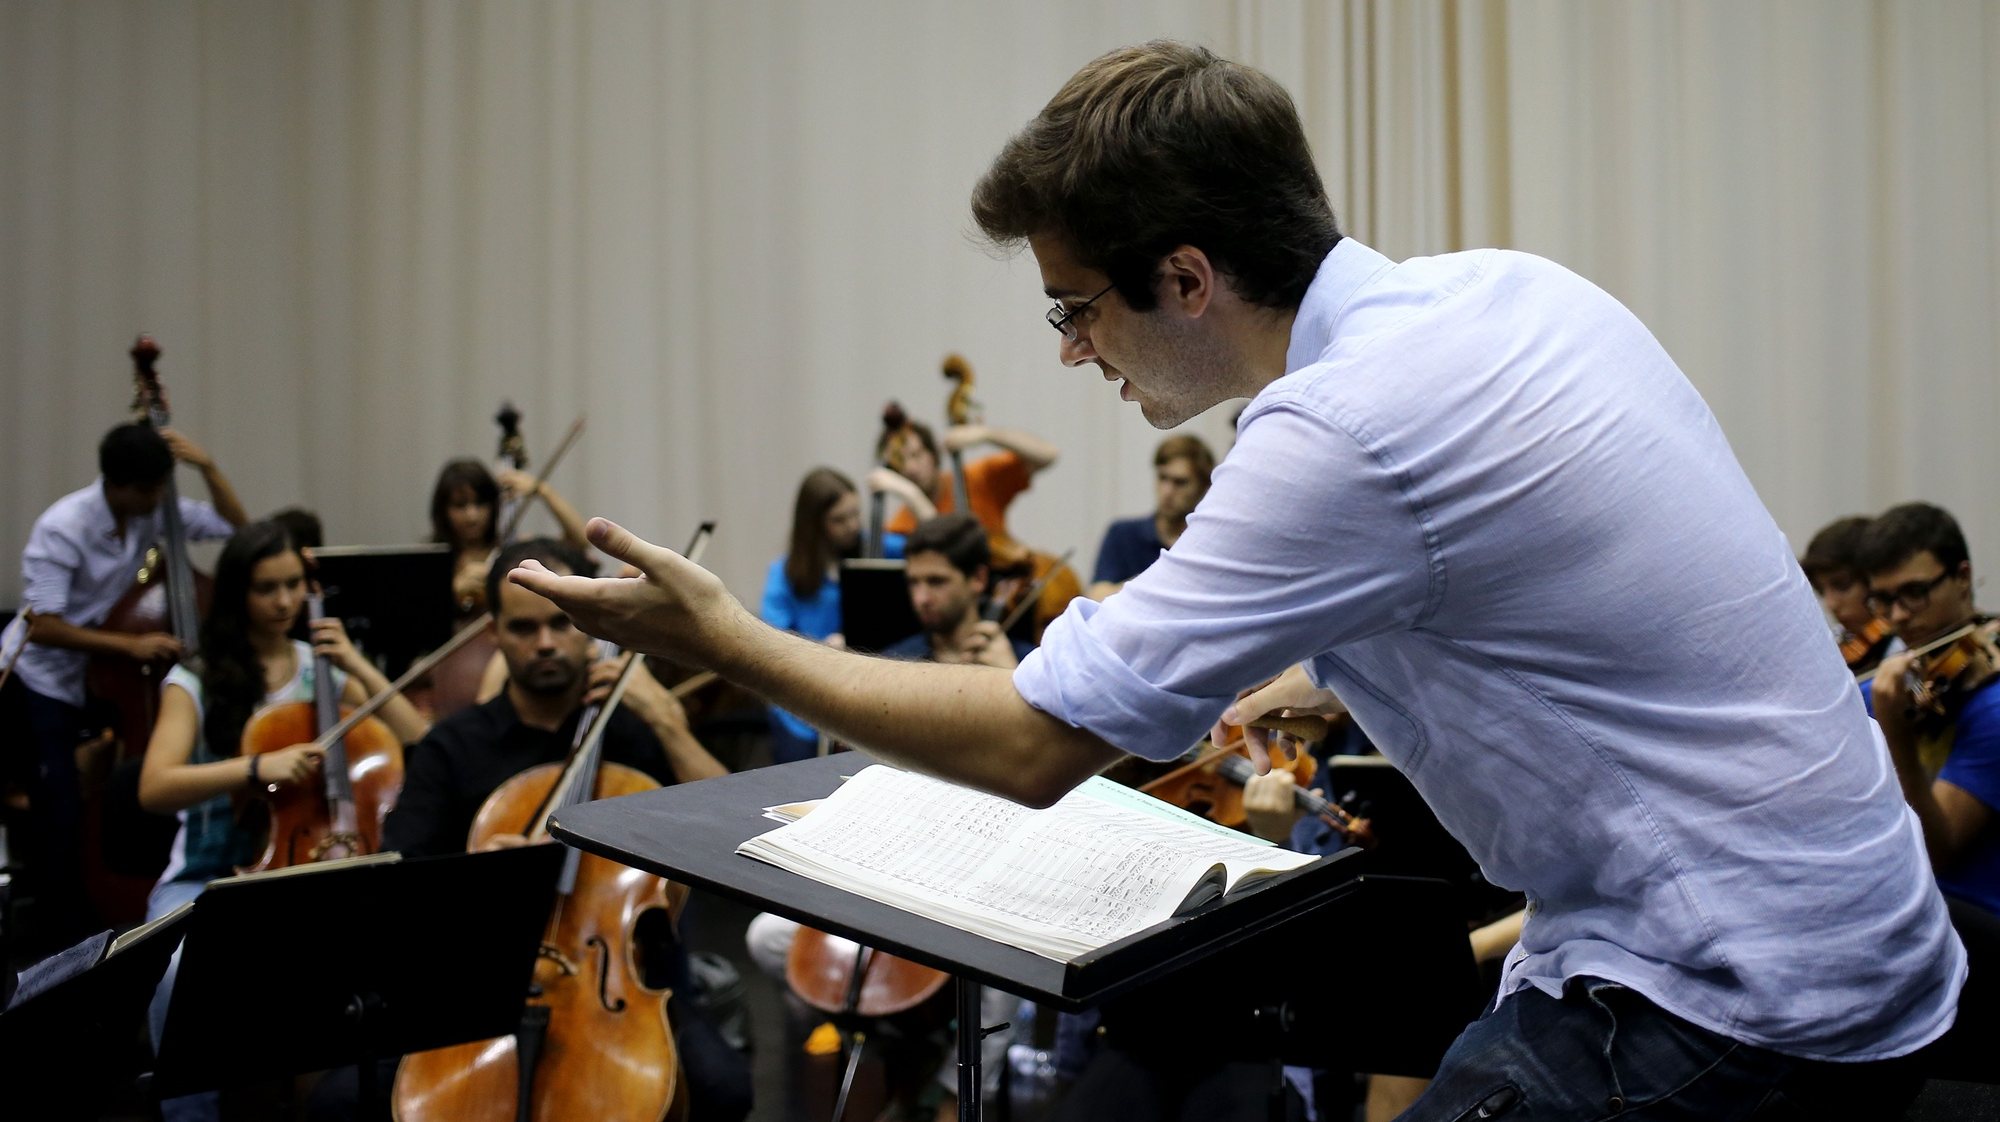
[
  {"x1": 310, "y1": 543, "x2": 456, "y2": 678},
  {"x1": 839, "y1": 559, "x2": 921, "y2": 654},
  {"x1": 0, "y1": 913, "x2": 192, "y2": 1118},
  {"x1": 150, "y1": 845, "x2": 563, "y2": 1102},
  {"x1": 550, "y1": 754, "x2": 1481, "y2": 1121}
]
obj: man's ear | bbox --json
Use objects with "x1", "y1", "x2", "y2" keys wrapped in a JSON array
[
  {"x1": 1159, "y1": 245, "x2": 1217, "y2": 317},
  {"x1": 971, "y1": 564, "x2": 990, "y2": 596}
]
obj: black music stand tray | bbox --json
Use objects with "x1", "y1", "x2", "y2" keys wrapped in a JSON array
[
  {"x1": 0, "y1": 913, "x2": 192, "y2": 1119},
  {"x1": 550, "y1": 754, "x2": 1481, "y2": 1121},
  {"x1": 310, "y1": 543, "x2": 456, "y2": 678},
  {"x1": 149, "y1": 845, "x2": 564, "y2": 1101},
  {"x1": 839, "y1": 559, "x2": 921, "y2": 654}
]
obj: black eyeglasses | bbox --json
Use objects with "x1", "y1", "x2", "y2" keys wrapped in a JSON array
[
  {"x1": 1046, "y1": 282, "x2": 1116, "y2": 341},
  {"x1": 1865, "y1": 571, "x2": 1953, "y2": 616}
]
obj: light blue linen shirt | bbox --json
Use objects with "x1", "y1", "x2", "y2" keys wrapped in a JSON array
[
  {"x1": 4, "y1": 481, "x2": 235, "y2": 705},
  {"x1": 1013, "y1": 239, "x2": 1963, "y2": 1060}
]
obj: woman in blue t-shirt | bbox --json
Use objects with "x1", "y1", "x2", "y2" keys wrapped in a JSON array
[
  {"x1": 135, "y1": 520, "x2": 428, "y2": 1121},
  {"x1": 760, "y1": 468, "x2": 900, "y2": 764}
]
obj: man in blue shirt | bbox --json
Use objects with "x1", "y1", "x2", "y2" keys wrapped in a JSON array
[
  {"x1": 4, "y1": 422, "x2": 245, "y2": 945},
  {"x1": 881, "y1": 514, "x2": 1032, "y2": 668},
  {"x1": 1088, "y1": 434, "x2": 1214, "y2": 600},
  {"x1": 515, "y1": 42, "x2": 1960, "y2": 1119},
  {"x1": 1857, "y1": 502, "x2": 2000, "y2": 919}
]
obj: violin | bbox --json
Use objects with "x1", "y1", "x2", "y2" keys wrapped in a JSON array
[
  {"x1": 1839, "y1": 617, "x2": 1895, "y2": 671},
  {"x1": 237, "y1": 589, "x2": 405, "y2": 871},
  {"x1": 1861, "y1": 616, "x2": 2000, "y2": 731},
  {"x1": 392, "y1": 525, "x2": 716, "y2": 1122},
  {"x1": 1139, "y1": 715, "x2": 1363, "y2": 840}
]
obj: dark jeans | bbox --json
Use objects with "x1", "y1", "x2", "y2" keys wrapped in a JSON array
[
  {"x1": 1400, "y1": 978, "x2": 1923, "y2": 1121},
  {"x1": 21, "y1": 686, "x2": 94, "y2": 945}
]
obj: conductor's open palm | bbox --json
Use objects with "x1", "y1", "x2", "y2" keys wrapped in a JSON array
[{"x1": 508, "y1": 518, "x2": 742, "y2": 665}]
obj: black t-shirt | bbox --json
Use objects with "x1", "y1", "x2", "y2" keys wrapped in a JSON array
[{"x1": 383, "y1": 691, "x2": 677, "y2": 859}]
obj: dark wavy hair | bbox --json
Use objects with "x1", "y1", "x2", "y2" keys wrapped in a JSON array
[
  {"x1": 1855, "y1": 503, "x2": 1971, "y2": 578},
  {"x1": 971, "y1": 40, "x2": 1339, "y2": 312},
  {"x1": 485, "y1": 537, "x2": 596, "y2": 619},
  {"x1": 785, "y1": 468, "x2": 859, "y2": 599},
  {"x1": 905, "y1": 513, "x2": 990, "y2": 580},
  {"x1": 99, "y1": 423, "x2": 173, "y2": 487},
  {"x1": 199, "y1": 520, "x2": 301, "y2": 760},
  {"x1": 429, "y1": 458, "x2": 500, "y2": 549}
]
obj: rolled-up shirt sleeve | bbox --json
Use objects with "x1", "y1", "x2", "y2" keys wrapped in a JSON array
[
  {"x1": 178, "y1": 497, "x2": 235, "y2": 540},
  {"x1": 1012, "y1": 393, "x2": 1435, "y2": 760},
  {"x1": 20, "y1": 521, "x2": 83, "y2": 617}
]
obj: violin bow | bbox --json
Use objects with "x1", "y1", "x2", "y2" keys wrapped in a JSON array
[
  {"x1": 496, "y1": 416, "x2": 587, "y2": 544},
  {"x1": 1853, "y1": 619, "x2": 1988, "y2": 684},
  {"x1": 308, "y1": 611, "x2": 496, "y2": 751},
  {"x1": 993, "y1": 547, "x2": 1077, "y2": 634},
  {"x1": 532, "y1": 522, "x2": 716, "y2": 835}
]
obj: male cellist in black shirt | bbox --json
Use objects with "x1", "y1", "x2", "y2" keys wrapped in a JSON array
[
  {"x1": 343, "y1": 538, "x2": 746, "y2": 1122},
  {"x1": 384, "y1": 538, "x2": 725, "y2": 857}
]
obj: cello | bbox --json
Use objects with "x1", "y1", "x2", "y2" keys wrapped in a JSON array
[
  {"x1": 237, "y1": 588, "x2": 407, "y2": 871},
  {"x1": 392, "y1": 525, "x2": 716, "y2": 1122}
]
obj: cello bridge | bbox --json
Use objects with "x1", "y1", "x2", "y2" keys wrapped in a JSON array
[
  {"x1": 537, "y1": 943, "x2": 580, "y2": 976},
  {"x1": 310, "y1": 832, "x2": 363, "y2": 863}
]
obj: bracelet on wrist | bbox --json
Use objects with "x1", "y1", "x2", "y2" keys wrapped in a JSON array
[{"x1": 247, "y1": 753, "x2": 262, "y2": 789}]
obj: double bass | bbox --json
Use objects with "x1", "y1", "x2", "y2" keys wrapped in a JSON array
[
  {"x1": 393, "y1": 525, "x2": 716, "y2": 1122},
  {"x1": 938, "y1": 354, "x2": 1082, "y2": 640},
  {"x1": 89, "y1": 337, "x2": 210, "y2": 755},
  {"x1": 84, "y1": 336, "x2": 213, "y2": 921}
]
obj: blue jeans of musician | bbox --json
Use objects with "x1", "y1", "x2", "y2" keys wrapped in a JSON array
[{"x1": 1397, "y1": 977, "x2": 1922, "y2": 1121}]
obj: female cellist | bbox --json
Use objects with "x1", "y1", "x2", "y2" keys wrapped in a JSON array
[
  {"x1": 430, "y1": 458, "x2": 591, "y2": 619},
  {"x1": 135, "y1": 520, "x2": 427, "y2": 1122}
]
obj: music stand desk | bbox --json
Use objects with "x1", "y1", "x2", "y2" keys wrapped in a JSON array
[
  {"x1": 151, "y1": 846, "x2": 563, "y2": 1100},
  {"x1": 553, "y1": 754, "x2": 1377, "y2": 1120},
  {"x1": 552, "y1": 753, "x2": 1363, "y2": 1010}
]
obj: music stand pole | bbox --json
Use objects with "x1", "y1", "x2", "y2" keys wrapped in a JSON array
[{"x1": 957, "y1": 977, "x2": 982, "y2": 1122}]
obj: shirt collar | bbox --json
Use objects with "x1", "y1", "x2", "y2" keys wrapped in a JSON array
[
  {"x1": 87, "y1": 477, "x2": 123, "y2": 541},
  {"x1": 1284, "y1": 237, "x2": 1396, "y2": 376}
]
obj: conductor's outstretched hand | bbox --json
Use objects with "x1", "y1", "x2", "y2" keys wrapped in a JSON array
[{"x1": 508, "y1": 518, "x2": 746, "y2": 664}]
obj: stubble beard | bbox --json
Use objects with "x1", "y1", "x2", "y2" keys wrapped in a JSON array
[{"x1": 1125, "y1": 314, "x2": 1238, "y2": 430}]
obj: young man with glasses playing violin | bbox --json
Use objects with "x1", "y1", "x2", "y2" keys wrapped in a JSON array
[
  {"x1": 1857, "y1": 502, "x2": 2000, "y2": 920},
  {"x1": 513, "y1": 41, "x2": 1960, "y2": 1121}
]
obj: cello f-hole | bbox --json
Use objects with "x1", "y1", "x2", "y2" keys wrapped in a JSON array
[{"x1": 585, "y1": 935, "x2": 627, "y2": 1013}]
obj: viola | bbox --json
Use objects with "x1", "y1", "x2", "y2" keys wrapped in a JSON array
[
  {"x1": 393, "y1": 525, "x2": 715, "y2": 1122},
  {"x1": 237, "y1": 590, "x2": 404, "y2": 871}
]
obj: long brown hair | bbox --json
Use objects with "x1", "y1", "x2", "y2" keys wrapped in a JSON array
[
  {"x1": 428, "y1": 458, "x2": 500, "y2": 549},
  {"x1": 785, "y1": 468, "x2": 858, "y2": 599}
]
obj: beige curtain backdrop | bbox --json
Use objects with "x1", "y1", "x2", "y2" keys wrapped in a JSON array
[{"x1": 4, "y1": 0, "x2": 1996, "y2": 617}]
